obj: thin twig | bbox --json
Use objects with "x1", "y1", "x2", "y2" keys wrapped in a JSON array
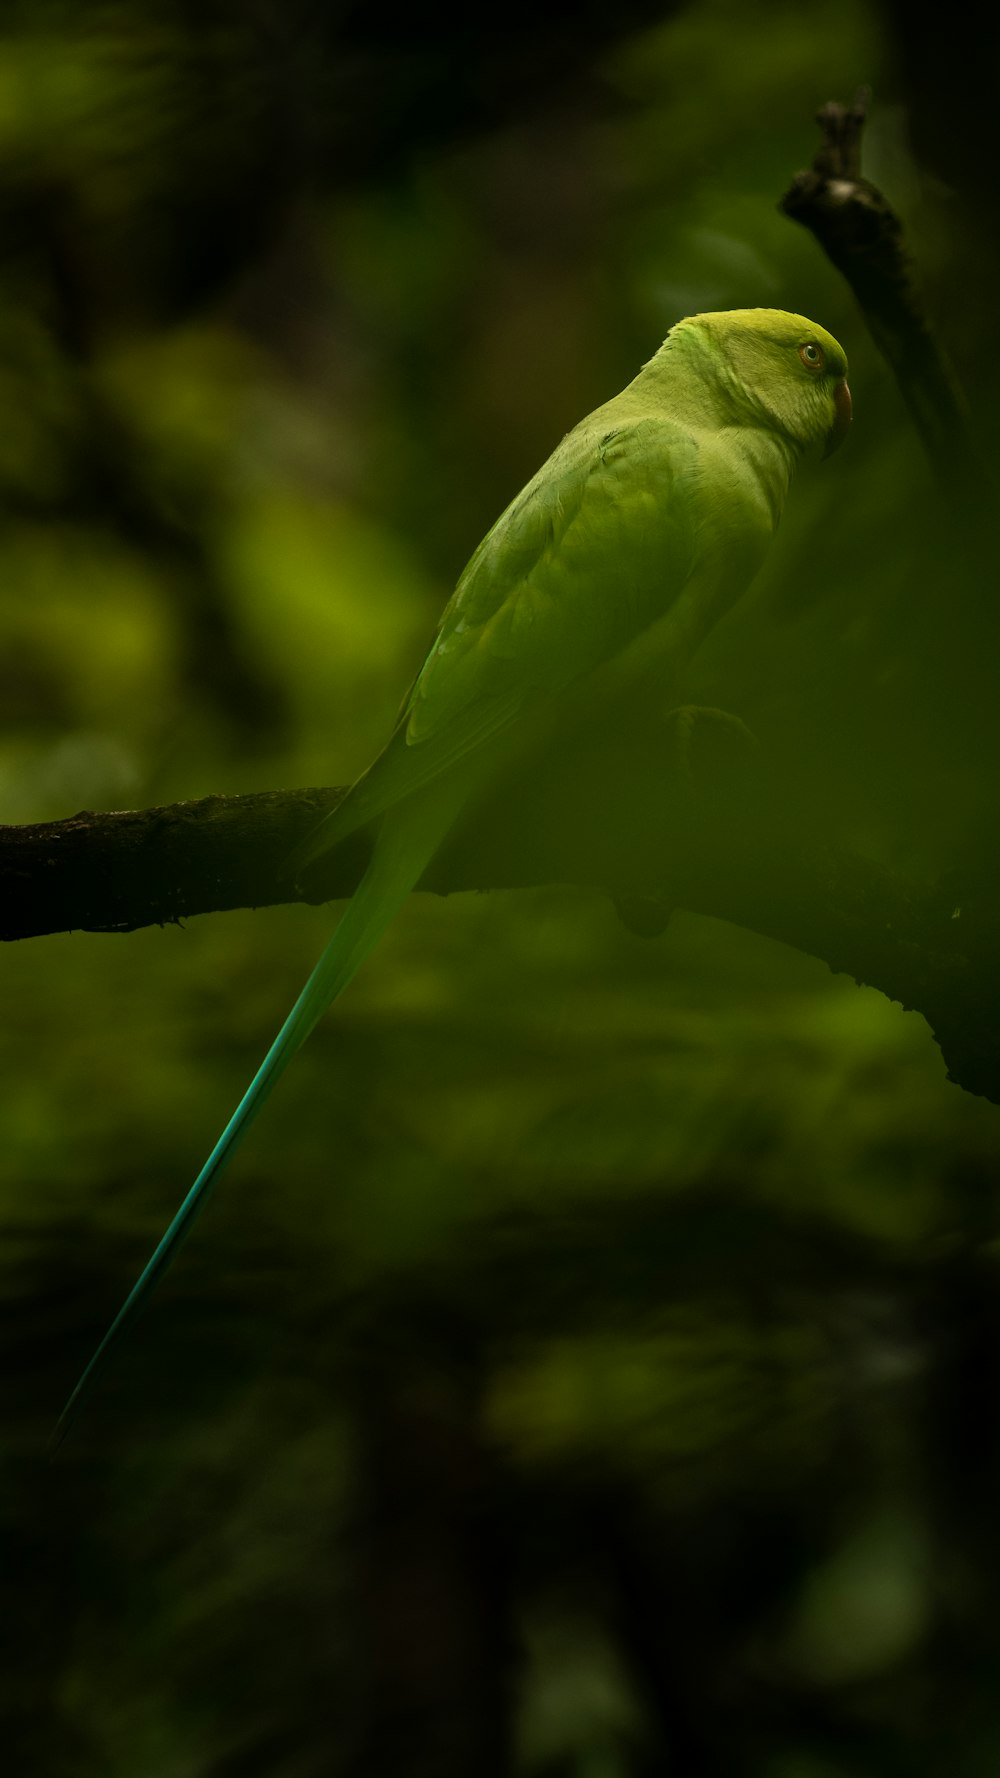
[{"x1": 780, "y1": 89, "x2": 988, "y2": 508}]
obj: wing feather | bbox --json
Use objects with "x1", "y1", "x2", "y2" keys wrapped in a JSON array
[{"x1": 288, "y1": 415, "x2": 699, "y2": 869}]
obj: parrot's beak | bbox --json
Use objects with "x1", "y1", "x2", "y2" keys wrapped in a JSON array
[{"x1": 824, "y1": 379, "x2": 852, "y2": 457}]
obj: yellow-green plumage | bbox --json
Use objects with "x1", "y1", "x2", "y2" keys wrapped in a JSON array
[{"x1": 54, "y1": 307, "x2": 850, "y2": 1443}]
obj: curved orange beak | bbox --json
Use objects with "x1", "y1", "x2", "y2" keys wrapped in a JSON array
[{"x1": 824, "y1": 379, "x2": 852, "y2": 458}]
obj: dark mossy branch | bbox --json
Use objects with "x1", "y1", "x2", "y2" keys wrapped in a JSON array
[
  {"x1": 0, "y1": 789, "x2": 352, "y2": 942},
  {"x1": 3, "y1": 776, "x2": 999, "y2": 1101}
]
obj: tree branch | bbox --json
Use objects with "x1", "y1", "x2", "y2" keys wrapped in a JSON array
[
  {"x1": 0, "y1": 788, "x2": 354, "y2": 941},
  {"x1": 3, "y1": 770, "x2": 998, "y2": 1102}
]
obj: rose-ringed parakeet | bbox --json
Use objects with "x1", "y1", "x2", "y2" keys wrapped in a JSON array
[{"x1": 54, "y1": 307, "x2": 850, "y2": 1442}]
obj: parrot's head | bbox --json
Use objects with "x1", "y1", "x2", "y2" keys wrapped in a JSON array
[{"x1": 674, "y1": 308, "x2": 851, "y2": 458}]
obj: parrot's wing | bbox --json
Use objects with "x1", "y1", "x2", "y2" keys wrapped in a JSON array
[{"x1": 289, "y1": 414, "x2": 699, "y2": 872}]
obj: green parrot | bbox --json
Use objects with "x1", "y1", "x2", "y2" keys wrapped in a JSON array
[{"x1": 54, "y1": 307, "x2": 850, "y2": 1442}]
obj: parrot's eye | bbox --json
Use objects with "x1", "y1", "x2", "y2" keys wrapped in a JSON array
[{"x1": 799, "y1": 341, "x2": 825, "y2": 372}]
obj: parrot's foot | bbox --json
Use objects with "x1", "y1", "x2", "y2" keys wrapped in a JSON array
[
  {"x1": 610, "y1": 706, "x2": 758, "y2": 938},
  {"x1": 664, "y1": 703, "x2": 758, "y2": 795},
  {"x1": 612, "y1": 890, "x2": 674, "y2": 938}
]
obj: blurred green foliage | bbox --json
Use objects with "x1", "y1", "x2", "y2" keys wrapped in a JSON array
[{"x1": 2, "y1": 2, "x2": 1000, "y2": 1775}]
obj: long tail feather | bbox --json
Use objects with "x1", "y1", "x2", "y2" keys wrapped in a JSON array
[{"x1": 52, "y1": 785, "x2": 460, "y2": 1449}]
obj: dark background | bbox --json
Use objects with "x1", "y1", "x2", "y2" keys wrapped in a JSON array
[{"x1": 3, "y1": 2, "x2": 1000, "y2": 1773}]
